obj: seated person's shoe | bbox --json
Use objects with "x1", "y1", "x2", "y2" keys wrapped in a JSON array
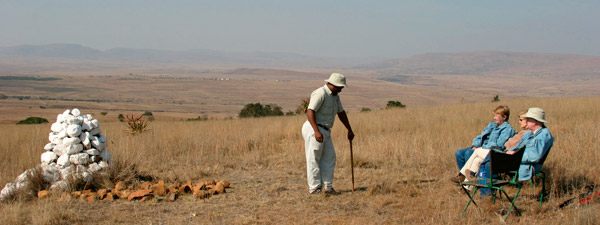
[
  {"x1": 465, "y1": 169, "x2": 477, "y2": 181},
  {"x1": 450, "y1": 174, "x2": 466, "y2": 183},
  {"x1": 310, "y1": 187, "x2": 322, "y2": 194}
]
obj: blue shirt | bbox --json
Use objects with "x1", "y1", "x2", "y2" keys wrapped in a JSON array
[
  {"x1": 510, "y1": 127, "x2": 554, "y2": 181},
  {"x1": 471, "y1": 122, "x2": 515, "y2": 149}
]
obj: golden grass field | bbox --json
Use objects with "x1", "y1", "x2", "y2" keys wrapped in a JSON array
[{"x1": 0, "y1": 96, "x2": 598, "y2": 224}]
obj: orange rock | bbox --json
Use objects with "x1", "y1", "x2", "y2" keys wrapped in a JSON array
[
  {"x1": 201, "y1": 180, "x2": 216, "y2": 186},
  {"x1": 207, "y1": 189, "x2": 217, "y2": 195},
  {"x1": 179, "y1": 183, "x2": 192, "y2": 194},
  {"x1": 38, "y1": 190, "x2": 51, "y2": 199},
  {"x1": 115, "y1": 181, "x2": 127, "y2": 191},
  {"x1": 103, "y1": 193, "x2": 115, "y2": 201},
  {"x1": 140, "y1": 196, "x2": 153, "y2": 202},
  {"x1": 140, "y1": 181, "x2": 153, "y2": 190},
  {"x1": 97, "y1": 189, "x2": 108, "y2": 200},
  {"x1": 151, "y1": 182, "x2": 167, "y2": 196},
  {"x1": 71, "y1": 191, "x2": 82, "y2": 198},
  {"x1": 218, "y1": 180, "x2": 231, "y2": 188},
  {"x1": 82, "y1": 189, "x2": 93, "y2": 194},
  {"x1": 169, "y1": 181, "x2": 181, "y2": 189},
  {"x1": 193, "y1": 190, "x2": 209, "y2": 199},
  {"x1": 168, "y1": 186, "x2": 180, "y2": 194},
  {"x1": 115, "y1": 190, "x2": 132, "y2": 199},
  {"x1": 127, "y1": 189, "x2": 153, "y2": 201},
  {"x1": 214, "y1": 182, "x2": 226, "y2": 194},
  {"x1": 85, "y1": 195, "x2": 96, "y2": 202},
  {"x1": 192, "y1": 183, "x2": 205, "y2": 192}
]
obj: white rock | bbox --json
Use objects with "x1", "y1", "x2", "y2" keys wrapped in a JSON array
[
  {"x1": 69, "y1": 153, "x2": 89, "y2": 165},
  {"x1": 63, "y1": 109, "x2": 71, "y2": 116},
  {"x1": 71, "y1": 108, "x2": 81, "y2": 116},
  {"x1": 94, "y1": 142, "x2": 105, "y2": 151},
  {"x1": 85, "y1": 148, "x2": 99, "y2": 156},
  {"x1": 57, "y1": 129, "x2": 67, "y2": 139},
  {"x1": 0, "y1": 182, "x2": 16, "y2": 201},
  {"x1": 59, "y1": 165, "x2": 75, "y2": 180},
  {"x1": 66, "y1": 124, "x2": 82, "y2": 137},
  {"x1": 99, "y1": 150, "x2": 111, "y2": 162},
  {"x1": 62, "y1": 137, "x2": 81, "y2": 145},
  {"x1": 91, "y1": 119, "x2": 99, "y2": 128},
  {"x1": 98, "y1": 161, "x2": 109, "y2": 168},
  {"x1": 82, "y1": 172, "x2": 93, "y2": 182},
  {"x1": 44, "y1": 143, "x2": 55, "y2": 151},
  {"x1": 89, "y1": 127, "x2": 101, "y2": 136},
  {"x1": 51, "y1": 122, "x2": 63, "y2": 132},
  {"x1": 42, "y1": 165, "x2": 60, "y2": 183},
  {"x1": 56, "y1": 114, "x2": 65, "y2": 123},
  {"x1": 53, "y1": 144, "x2": 66, "y2": 156},
  {"x1": 41, "y1": 151, "x2": 58, "y2": 164},
  {"x1": 16, "y1": 169, "x2": 34, "y2": 184},
  {"x1": 65, "y1": 144, "x2": 83, "y2": 155},
  {"x1": 87, "y1": 163, "x2": 102, "y2": 173},
  {"x1": 90, "y1": 155, "x2": 100, "y2": 163},
  {"x1": 86, "y1": 114, "x2": 93, "y2": 120},
  {"x1": 49, "y1": 133, "x2": 61, "y2": 144},
  {"x1": 57, "y1": 154, "x2": 70, "y2": 168},
  {"x1": 82, "y1": 120, "x2": 92, "y2": 131},
  {"x1": 49, "y1": 180, "x2": 67, "y2": 191}
]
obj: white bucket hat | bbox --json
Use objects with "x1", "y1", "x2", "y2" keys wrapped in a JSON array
[
  {"x1": 325, "y1": 73, "x2": 347, "y2": 87},
  {"x1": 520, "y1": 107, "x2": 547, "y2": 123}
]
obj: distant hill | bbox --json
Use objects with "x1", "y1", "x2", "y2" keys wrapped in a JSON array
[
  {"x1": 0, "y1": 44, "x2": 354, "y2": 68},
  {"x1": 359, "y1": 51, "x2": 600, "y2": 76}
]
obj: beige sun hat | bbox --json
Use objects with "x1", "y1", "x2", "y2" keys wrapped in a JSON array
[
  {"x1": 324, "y1": 73, "x2": 347, "y2": 87},
  {"x1": 520, "y1": 107, "x2": 548, "y2": 123}
]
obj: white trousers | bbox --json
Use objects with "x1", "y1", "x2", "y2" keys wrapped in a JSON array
[
  {"x1": 302, "y1": 120, "x2": 336, "y2": 192},
  {"x1": 460, "y1": 148, "x2": 490, "y2": 181}
]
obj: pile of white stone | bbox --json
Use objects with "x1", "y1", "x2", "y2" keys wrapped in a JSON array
[{"x1": 0, "y1": 108, "x2": 111, "y2": 200}]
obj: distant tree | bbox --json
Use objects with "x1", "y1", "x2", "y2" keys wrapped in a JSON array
[
  {"x1": 285, "y1": 110, "x2": 295, "y2": 116},
  {"x1": 0, "y1": 93, "x2": 7, "y2": 99},
  {"x1": 386, "y1": 101, "x2": 406, "y2": 109},
  {"x1": 143, "y1": 111, "x2": 153, "y2": 116},
  {"x1": 239, "y1": 102, "x2": 284, "y2": 118},
  {"x1": 360, "y1": 107, "x2": 371, "y2": 112},
  {"x1": 295, "y1": 98, "x2": 310, "y2": 114},
  {"x1": 100, "y1": 112, "x2": 108, "y2": 116},
  {"x1": 17, "y1": 117, "x2": 48, "y2": 124},
  {"x1": 492, "y1": 95, "x2": 500, "y2": 102},
  {"x1": 40, "y1": 105, "x2": 46, "y2": 109},
  {"x1": 118, "y1": 114, "x2": 125, "y2": 122}
]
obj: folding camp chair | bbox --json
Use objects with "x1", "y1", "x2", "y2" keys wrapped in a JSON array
[
  {"x1": 460, "y1": 147, "x2": 525, "y2": 220},
  {"x1": 529, "y1": 144, "x2": 552, "y2": 208}
]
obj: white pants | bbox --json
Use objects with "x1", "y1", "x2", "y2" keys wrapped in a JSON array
[
  {"x1": 460, "y1": 148, "x2": 490, "y2": 181},
  {"x1": 302, "y1": 120, "x2": 336, "y2": 192}
]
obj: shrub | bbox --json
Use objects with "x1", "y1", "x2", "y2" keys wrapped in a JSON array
[
  {"x1": 295, "y1": 98, "x2": 310, "y2": 114},
  {"x1": 126, "y1": 114, "x2": 149, "y2": 134},
  {"x1": 100, "y1": 112, "x2": 108, "y2": 116},
  {"x1": 239, "y1": 103, "x2": 283, "y2": 118},
  {"x1": 118, "y1": 114, "x2": 125, "y2": 122},
  {"x1": 188, "y1": 115, "x2": 208, "y2": 121},
  {"x1": 386, "y1": 101, "x2": 406, "y2": 109},
  {"x1": 16, "y1": 117, "x2": 49, "y2": 124},
  {"x1": 143, "y1": 111, "x2": 153, "y2": 116},
  {"x1": 361, "y1": 107, "x2": 372, "y2": 112},
  {"x1": 492, "y1": 95, "x2": 500, "y2": 102}
]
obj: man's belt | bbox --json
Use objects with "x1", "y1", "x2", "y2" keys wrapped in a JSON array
[{"x1": 317, "y1": 124, "x2": 330, "y2": 131}]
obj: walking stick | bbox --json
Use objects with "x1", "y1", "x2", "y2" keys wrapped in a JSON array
[{"x1": 350, "y1": 139, "x2": 355, "y2": 193}]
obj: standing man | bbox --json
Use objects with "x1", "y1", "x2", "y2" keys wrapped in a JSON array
[{"x1": 302, "y1": 73, "x2": 355, "y2": 194}]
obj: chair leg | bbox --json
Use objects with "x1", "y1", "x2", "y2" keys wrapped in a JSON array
[
  {"x1": 538, "y1": 171, "x2": 546, "y2": 208},
  {"x1": 461, "y1": 185, "x2": 480, "y2": 215},
  {"x1": 498, "y1": 185, "x2": 522, "y2": 220}
]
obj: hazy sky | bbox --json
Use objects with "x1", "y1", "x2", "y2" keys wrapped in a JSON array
[{"x1": 1, "y1": 0, "x2": 599, "y2": 58}]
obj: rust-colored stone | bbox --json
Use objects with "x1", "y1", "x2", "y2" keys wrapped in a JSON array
[
  {"x1": 218, "y1": 180, "x2": 231, "y2": 188},
  {"x1": 140, "y1": 181, "x2": 152, "y2": 190},
  {"x1": 38, "y1": 190, "x2": 51, "y2": 199},
  {"x1": 201, "y1": 180, "x2": 216, "y2": 186},
  {"x1": 192, "y1": 183, "x2": 206, "y2": 192},
  {"x1": 115, "y1": 181, "x2": 127, "y2": 191},
  {"x1": 214, "y1": 182, "x2": 226, "y2": 194},
  {"x1": 179, "y1": 182, "x2": 193, "y2": 194},
  {"x1": 85, "y1": 195, "x2": 96, "y2": 203},
  {"x1": 193, "y1": 190, "x2": 209, "y2": 199},
  {"x1": 169, "y1": 181, "x2": 181, "y2": 189},
  {"x1": 168, "y1": 186, "x2": 179, "y2": 194},
  {"x1": 115, "y1": 190, "x2": 132, "y2": 199},
  {"x1": 71, "y1": 191, "x2": 82, "y2": 198},
  {"x1": 127, "y1": 189, "x2": 153, "y2": 201},
  {"x1": 103, "y1": 193, "x2": 115, "y2": 201},
  {"x1": 140, "y1": 196, "x2": 153, "y2": 202},
  {"x1": 82, "y1": 189, "x2": 93, "y2": 194},
  {"x1": 151, "y1": 182, "x2": 167, "y2": 196},
  {"x1": 97, "y1": 189, "x2": 108, "y2": 200},
  {"x1": 207, "y1": 189, "x2": 216, "y2": 195}
]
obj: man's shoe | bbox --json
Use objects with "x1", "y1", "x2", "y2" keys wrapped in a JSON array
[
  {"x1": 465, "y1": 169, "x2": 477, "y2": 181},
  {"x1": 450, "y1": 174, "x2": 465, "y2": 183},
  {"x1": 325, "y1": 188, "x2": 340, "y2": 195},
  {"x1": 310, "y1": 187, "x2": 322, "y2": 194}
]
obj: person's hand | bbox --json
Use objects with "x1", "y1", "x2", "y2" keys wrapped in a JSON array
[
  {"x1": 348, "y1": 130, "x2": 355, "y2": 141},
  {"x1": 315, "y1": 130, "x2": 324, "y2": 143},
  {"x1": 506, "y1": 150, "x2": 515, "y2": 155}
]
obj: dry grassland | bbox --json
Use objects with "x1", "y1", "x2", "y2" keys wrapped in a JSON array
[{"x1": 0, "y1": 96, "x2": 599, "y2": 224}]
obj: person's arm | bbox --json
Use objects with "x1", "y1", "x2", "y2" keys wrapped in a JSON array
[
  {"x1": 337, "y1": 111, "x2": 354, "y2": 141},
  {"x1": 307, "y1": 109, "x2": 323, "y2": 142}
]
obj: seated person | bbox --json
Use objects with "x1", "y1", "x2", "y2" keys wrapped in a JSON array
[
  {"x1": 451, "y1": 105, "x2": 515, "y2": 183},
  {"x1": 506, "y1": 107, "x2": 554, "y2": 181},
  {"x1": 460, "y1": 110, "x2": 529, "y2": 181}
]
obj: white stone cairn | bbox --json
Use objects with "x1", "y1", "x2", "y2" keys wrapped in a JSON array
[{"x1": 0, "y1": 108, "x2": 112, "y2": 201}]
